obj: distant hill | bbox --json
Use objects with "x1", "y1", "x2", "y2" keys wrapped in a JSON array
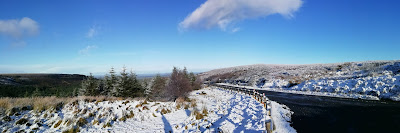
[{"x1": 0, "y1": 74, "x2": 86, "y2": 97}]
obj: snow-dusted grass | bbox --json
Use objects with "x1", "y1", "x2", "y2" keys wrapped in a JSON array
[{"x1": 0, "y1": 87, "x2": 296, "y2": 132}]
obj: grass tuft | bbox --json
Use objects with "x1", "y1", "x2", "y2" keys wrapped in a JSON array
[{"x1": 54, "y1": 120, "x2": 62, "y2": 128}]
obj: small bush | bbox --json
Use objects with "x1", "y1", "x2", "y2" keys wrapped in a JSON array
[
  {"x1": 152, "y1": 113, "x2": 157, "y2": 117},
  {"x1": 142, "y1": 106, "x2": 149, "y2": 110}
]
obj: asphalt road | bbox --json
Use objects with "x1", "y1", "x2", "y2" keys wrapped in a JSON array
[{"x1": 256, "y1": 90, "x2": 400, "y2": 133}]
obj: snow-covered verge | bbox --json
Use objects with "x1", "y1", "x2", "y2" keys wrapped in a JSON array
[
  {"x1": 257, "y1": 71, "x2": 400, "y2": 101},
  {"x1": 0, "y1": 87, "x2": 295, "y2": 133},
  {"x1": 270, "y1": 101, "x2": 296, "y2": 133}
]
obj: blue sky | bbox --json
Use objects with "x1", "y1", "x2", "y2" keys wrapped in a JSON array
[{"x1": 0, "y1": 0, "x2": 399, "y2": 75}]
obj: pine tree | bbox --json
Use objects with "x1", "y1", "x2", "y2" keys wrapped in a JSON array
[
  {"x1": 189, "y1": 72, "x2": 201, "y2": 90},
  {"x1": 105, "y1": 67, "x2": 118, "y2": 97},
  {"x1": 80, "y1": 73, "x2": 98, "y2": 96},
  {"x1": 127, "y1": 69, "x2": 143, "y2": 97},
  {"x1": 150, "y1": 74, "x2": 166, "y2": 100},
  {"x1": 189, "y1": 72, "x2": 196, "y2": 85},
  {"x1": 119, "y1": 66, "x2": 130, "y2": 97}
]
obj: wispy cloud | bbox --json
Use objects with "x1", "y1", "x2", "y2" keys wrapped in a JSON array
[
  {"x1": 179, "y1": 0, "x2": 302, "y2": 32},
  {"x1": 0, "y1": 17, "x2": 39, "y2": 46},
  {"x1": 86, "y1": 25, "x2": 99, "y2": 38},
  {"x1": 79, "y1": 45, "x2": 97, "y2": 55}
]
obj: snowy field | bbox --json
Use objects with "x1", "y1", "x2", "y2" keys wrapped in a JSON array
[{"x1": 1, "y1": 87, "x2": 295, "y2": 133}]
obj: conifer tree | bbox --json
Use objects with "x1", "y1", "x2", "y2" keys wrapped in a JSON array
[
  {"x1": 105, "y1": 67, "x2": 118, "y2": 97},
  {"x1": 80, "y1": 73, "x2": 98, "y2": 96},
  {"x1": 119, "y1": 66, "x2": 130, "y2": 97},
  {"x1": 127, "y1": 69, "x2": 143, "y2": 97},
  {"x1": 149, "y1": 74, "x2": 167, "y2": 100}
]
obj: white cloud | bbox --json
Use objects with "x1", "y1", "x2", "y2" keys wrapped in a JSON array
[
  {"x1": 79, "y1": 45, "x2": 97, "y2": 55},
  {"x1": 179, "y1": 0, "x2": 302, "y2": 31},
  {"x1": 86, "y1": 26, "x2": 99, "y2": 38},
  {"x1": 0, "y1": 17, "x2": 39, "y2": 46},
  {"x1": 232, "y1": 27, "x2": 241, "y2": 33}
]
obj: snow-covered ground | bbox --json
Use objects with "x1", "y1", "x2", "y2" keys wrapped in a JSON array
[
  {"x1": 201, "y1": 60, "x2": 400, "y2": 101},
  {"x1": 0, "y1": 87, "x2": 295, "y2": 133}
]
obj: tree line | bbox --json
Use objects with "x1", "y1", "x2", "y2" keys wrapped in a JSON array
[{"x1": 80, "y1": 67, "x2": 202, "y2": 101}]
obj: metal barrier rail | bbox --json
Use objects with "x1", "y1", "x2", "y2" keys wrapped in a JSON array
[{"x1": 211, "y1": 84, "x2": 275, "y2": 133}]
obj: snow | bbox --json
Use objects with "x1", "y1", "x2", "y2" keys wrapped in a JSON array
[
  {"x1": 271, "y1": 101, "x2": 296, "y2": 133},
  {"x1": 0, "y1": 87, "x2": 296, "y2": 132}
]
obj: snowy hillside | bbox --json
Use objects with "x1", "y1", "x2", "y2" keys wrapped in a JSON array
[
  {"x1": 0, "y1": 87, "x2": 295, "y2": 133},
  {"x1": 199, "y1": 60, "x2": 400, "y2": 101}
]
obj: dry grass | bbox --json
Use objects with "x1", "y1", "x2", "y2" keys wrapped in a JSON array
[
  {"x1": 126, "y1": 110, "x2": 134, "y2": 118},
  {"x1": 118, "y1": 116, "x2": 127, "y2": 122},
  {"x1": 176, "y1": 103, "x2": 181, "y2": 109},
  {"x1": 184, "y1": 104, "x2": 190, "y2": 109},
  {"x1": 192, "y1": 110, "x2": 204, "y2": 120},
  {"x1": 160, "y1": 108, "x2": 171, "y2": 114},
  {"x1": 54, "y1": 120, "x2": 62, "y2": 128},
  {"x1": 202, "y1": 107, "x2": 208, "y2": 116},
  {"x1": 190, "y1": 100, "x2": 197, "y2": 108},
  {"x1": 0, "y1": 96, "x2": 125, "y2": 114}
]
